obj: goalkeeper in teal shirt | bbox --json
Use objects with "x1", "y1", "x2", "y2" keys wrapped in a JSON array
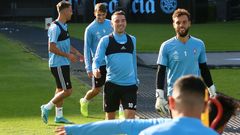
[{"x1": 155, "y1": 9, "x2": 217, "y2": 116}]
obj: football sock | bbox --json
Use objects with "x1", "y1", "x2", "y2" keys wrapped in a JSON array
[
  {"x1": 56, "y1": 107, "x2": 63, "y2": 118},
  {"x1": 44, "y1": 101, "x2": 54, "y2": 110}
]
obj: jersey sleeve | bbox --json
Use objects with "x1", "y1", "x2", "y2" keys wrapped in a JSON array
[
  {"x1": 84, "y1": 28, "x2": 93, "y2": 73},
  {"x1": 65, "y1": 118, "x2": 170, "y2": 135},
  {"x1": 48, "y1": 24, "x2": 59, "y2": 44},
  {"x1": 157, "y1": 43, "x2": 168, "y2": 66},
  {"x1": 131, "y1": 36, "x2": 139, "y2": 85},
  {"x1": 92, "y1": 36, "x2": 108, "y2": 70},
  {"x1": 199, "y1": 41, "x2": 207, "y2": 63}
]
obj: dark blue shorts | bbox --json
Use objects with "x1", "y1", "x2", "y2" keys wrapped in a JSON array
[
  {"x1": 92, "y1": 65, "x2": 106, "y2": 88},
  {"x1": 104, "y1": 81, "x2": 138, "y2": 112},
  {"x1": 50, "y1": 65, "x2": 72, "y2": 90}
]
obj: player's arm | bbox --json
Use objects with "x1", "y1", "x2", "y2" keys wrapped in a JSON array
[
  {"x1": 199, "y1": 42, "x2": 216, "y2": 97},
  {"x1": 84, "y1": 28, "x2": 93, "y2": 74},
  {"x1": 92, "y1": 37, "x2": 108, "y2": 78},
  {"x1": 48, "y1": 42, "x2": 77, "y2": 63},
  {"x1": 155, "y1": 65, "x2": 169, "y2": 115},
  {"x1": 199, "y1": 62, "x2": 217, "y2": 97},
  {"x1": 132, "y1": 36, "x2": 139, "y2": 85},
  {"x1": 70, "y1": 46, "x2": 84, "y2": 62},
  {"x1": 155, "y1": 43, "x2": 169, "y2": 115},
  {"x1": 156, "y1": 64, "x2": 166, "y2": 91},
  {"x1": 60, "y1": 119, "x2": 169, "y2": 135}
]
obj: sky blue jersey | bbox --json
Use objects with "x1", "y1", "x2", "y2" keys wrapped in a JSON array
[
  {"x1": 65, "y1": 118, "x2": 171, "y2": 135},
  {"x1": 48, "y1": 21, "x2": 70, "y2": 67},
  {"x1": 157, "y1": 36, "x2": 207, "y2": 96},
  {"x1": 84, "y1": 19, "x2": 113, "y2": 73},
  {"x1": 140, "y1": 117, "x2": 218, "y2": 135},
  {"x1": 92, "y1": 32, "x2": 138, "y2": 86}
]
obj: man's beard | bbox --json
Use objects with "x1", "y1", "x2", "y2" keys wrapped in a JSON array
[{"x1": 178, "y1": 28, "x2": 189, "y2": 37}]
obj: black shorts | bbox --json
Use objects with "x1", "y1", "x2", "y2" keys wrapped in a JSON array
[
  {"x1": 104, "y1": 81, "x2": 138, "y2": 112},
  {"x1": 92, "y1": 65, "x2": 106, "y2": 88},
  {"x1": 50, "y1": 65, "x2": 72, "y2": 90}
]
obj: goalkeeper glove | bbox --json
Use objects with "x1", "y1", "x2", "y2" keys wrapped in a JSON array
[
  {"x1": 155, "y1": 89, "x2": 170, "y2": 116},
  {"x1": 208, "y1": 85, "x2": 217, "y2": 98}
]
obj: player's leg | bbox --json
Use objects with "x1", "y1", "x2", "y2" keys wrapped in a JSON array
[
  {"x1": 118, "y1": 103, "x2": 124, "y2": 119},
  {"x1": 105, "y1": 112, "x2": 116, "y2": 120},
  {"x1": 104, "y1": 82, "x2": 120, "y2": 120},
  {"x1": 80, "y1": 65, "x2": 106, "y2": 117},
  {"x1": 41, "y1": 65, "x2": 73, "y2": 124},
  {"x1": 121, "y1": 84, "x2": 138, "y2": 119}
]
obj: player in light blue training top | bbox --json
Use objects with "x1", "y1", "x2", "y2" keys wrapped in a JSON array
[
  {"x1": 41, "y1": 1, "x2": 84, "y2": 124},
  {"x1": 80, "y1": 3, "x2": 113, "y2": 117},
  {"x1": 56, "y1": 76, "x2": 229, "y2": 135},
  {"x1": 93, "y1": 10, "x2": 139, "y2": 120},
  {"x1": 155, "y1": 8, "x2": 217, "y2": 116}
]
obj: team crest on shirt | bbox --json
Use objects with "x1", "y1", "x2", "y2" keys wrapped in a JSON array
[
  {"x1": 173, "y1": 50, "x2": 179, "y2": 61},
  {"x1": 96, "y1": 31, "x2": 102, "y2": 40}
]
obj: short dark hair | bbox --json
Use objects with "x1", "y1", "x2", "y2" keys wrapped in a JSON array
[
  {"x1": 174, "y1": 75, "x2": 206, "y2": 99},
  {"x1": 111, "y1": 10, "x2": 126, "y2": 19},
  {"x1": 95, "y1": 3, "x2": 107, "y2": 13},
  {"x1": 56, "y1": 1, "x2": 71, "y2": 12},
  {"x1": 209, "y1": 94, "x2": 238, "y2": 130},
  {"x1": 172, "y1": 8, "x2": 191, "y2": 21}
]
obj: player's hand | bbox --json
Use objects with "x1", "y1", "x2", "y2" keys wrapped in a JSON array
[
  {"x1": 93, "y1": 69, "x2": 101, "y2": 78},
  {"x1": 87, "y1": 72, "x2": 93, "y2": 78},
  {"x1": 76, "y1": 52, "x2": 84, "y2": 63},
  {"x1": 155, "y1": 89, "x2": 170, "y2": 116},
  {"x1": 67, "y1": 53, "x2": 78, "y2": 63},
  {"x1": 55, "y1": 126, "x2": 66, "y2": 135},
  {"x1": 208, "y1": 85, "x2": 217, "y2": 98}
]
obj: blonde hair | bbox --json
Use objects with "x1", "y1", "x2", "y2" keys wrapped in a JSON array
[{"x1": 56, "y1": 1, "x2": 71, "y2": 12}]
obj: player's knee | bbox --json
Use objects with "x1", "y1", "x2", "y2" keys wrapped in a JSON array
[
  {"x1": 125, "y1": 110, "x2": 136, "y2": 119},
  {"x1": 64, "y1": 89, "x2": 72, "y2": 97}
]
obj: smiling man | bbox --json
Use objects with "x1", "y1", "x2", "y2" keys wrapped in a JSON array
[
  {"x1": 155, "y1": 8, "x2": 217, "y2": 116},
  {"x1": 92, "y1": 10, "x2": 139, "y2": 120}
]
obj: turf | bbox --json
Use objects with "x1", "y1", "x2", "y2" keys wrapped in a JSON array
[
  {"x1": 211, "y1": 69, "x2": 240, "y2": 99},
  {"x1": 23, "y1": 20, "x2": 240, "y2": 52},
  {"x1": 0, "y1": 34, "x2": 104, "y2": 135}
]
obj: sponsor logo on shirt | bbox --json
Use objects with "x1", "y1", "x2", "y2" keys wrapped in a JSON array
[
  {"x1": 121, "y1": 46, "x2": 126, "y2": 50},
  {"x1": 193, "y1": 48, "x2": 197, "y2": 55},
  {"x1": 96, "y1": 31, "x2": 102, "y2": 40}
]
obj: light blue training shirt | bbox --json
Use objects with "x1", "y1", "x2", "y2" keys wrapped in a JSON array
[
  {"x1": 157, "y1": 36, "x2": 207, "y2": 96},
  {"x1": 84, "y1": 19, "x2": 113, "y2": 73},
  {"x1": 48, "y1": 21, "x2": 70, "y2": 67},
  {"x1": 65, "y1": 118, "x2": 171, "y2": 135},
  {"x1": 92, "y1": 32, "x2": 138, "y2": 86}
]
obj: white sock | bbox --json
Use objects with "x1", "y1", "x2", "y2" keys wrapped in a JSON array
[
  {"x1": 44, "y1": 101, "x2": 54, "y2": 110},
  {"x1": 56, "y1": 107, "x2": 63, "y2": 118}
]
